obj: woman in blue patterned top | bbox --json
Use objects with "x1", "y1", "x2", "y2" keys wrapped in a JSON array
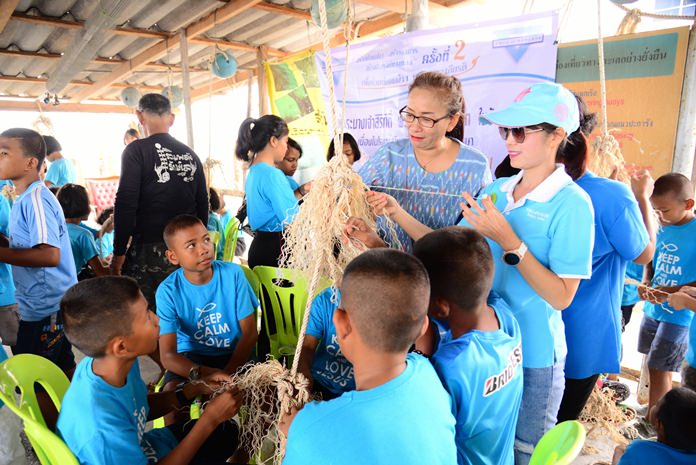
[{"x1": 358, "y1": 71, "x2": 492, "y2": 252}]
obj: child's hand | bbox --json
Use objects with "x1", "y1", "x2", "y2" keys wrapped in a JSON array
[
  {"x1": 638, "y1": 285, "x2": 669, "y2": 304},
  {"x1": 668, "y1": 291, "x2": 696, "y2": 311},
  {"x1": 611, "y1": 444, "x2": 626, "y2": 465},
  {"x1": 344, "y1": 217, "x2": 385, "y2": 249},
  {"x1": 101, "y1": 214, "x2": 114, "y2": 234},
  {"x1": 629, "y1": 168, "x2": 654, "y2": 200},
  {"x1": 366, "y1": 190, "x2": 399, "y2": 216},
  {"x1": 202, "y1": 387, "x2": 242, "y2": 426},
  {"x1": 679, "y1": 286, "x2": 696, "y2": 298},
  {"x1": 195, "y1": 372, "x2": 231, "y2": 396}
]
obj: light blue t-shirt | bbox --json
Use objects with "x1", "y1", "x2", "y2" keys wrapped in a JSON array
[
  {"x1": 207, "y1": 213, "x2": 225, "y2": 260},
  {"x1": 431, "y1": 297, "x2": 523, "y2": 465},
  {"x1": 156, "y1": 261, "x2": 258, "y2": 355},
  {"x1": 617, "y1": 439, "x2": 696, "y2": 465},
  {"x1": 286, "y1": 175, "x2": 300, "y2": 191},
  {"x1": 688, "y1": 317, "x2": 696, "y2": 368},
  {"x1": 563, "y1": 172, "x2": 649, "y2": 379},
  {"x1": 67, "y1": 223, "x2": 99, "y2": 273},
  {"x1": 9, "y1": 181, "x2": 77, "y2": 321},
  {"x1": 359, "y1": 138, "x2": 492, "y2": 252},
  {"x1": 306, "y1": 288, "x2": 355, "y2": 394},
  {"x1": 57, "y1": 358, "x2": 178, "y2": 465},
  {"x1": 45, "y1": 157, "x2": 76, "y2": 187},
  {"x1": 643, "y1": 217, "x2": 696, "y2": 326},
  {"x1": 98, "y1": 230, "x2": 114, "y2": 260},
  {"x1": 283, "y1": 353, "x2": 457, "y2": 465},
  {"x1": 622, "y1": 262, "x2": 645, "y2": 307},
  {"x1": 245, "y1": 162, "x2": 298, "y2": 232},
  {"x1": 458, "y1": 166, "x2": 594, "y2": 368},
  {"x1": 0, "y1": 194, "x2": 15, "y2": 307}
]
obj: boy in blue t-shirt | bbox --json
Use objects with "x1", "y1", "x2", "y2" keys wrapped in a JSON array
[
  {"x1": 0, "y1": 128, "x2": 77, "y2": 377},
  {"x1": 281, "y1": 249, "x2": 457, "y2": 465},
  {"x1": 157, "y1": 215, "x2": 258, "y2": 398},
  {"x1": 298, "y1": 287, "x2": 355, "y2": 400},
  {"x1": 414, "y1": 227, "x2": 523, "y2": 465},
  {"x1": 638, "y1": 173, "x2": 696, "y2": 415},
  {"x1": 42, "y1": 135, "x2": 76, "y2": 187},
  {"x1": 57, "y1": 276, "x2": 242, "y2": 465},
  {"x1": 613, "y1": 388, "x2": 696, "y2": 465}
]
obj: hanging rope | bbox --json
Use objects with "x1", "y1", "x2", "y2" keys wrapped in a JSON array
[{"x1": 613, "y1": 2, "x2": 695, "y2": 21}]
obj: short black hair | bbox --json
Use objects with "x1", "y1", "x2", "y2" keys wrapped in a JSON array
[
  {"x1": 61, "y1": 277, "x2": 142, "y2": 357},
  {"x1": 124, "y1": 128, "x2": 140, "y2": 139},
  {"x1": 137, "y1": 93, "x2": 171, "y2": 115},
  {"x1": 341, "y1": 249, "x2": 430, "y2": 353},
  {"x1": 42, "y1": 135, "x2": 62, "y2": 155},
  {"x1": 48, "y1": 185, "x2": 61, "y2": 196},
  {"x1": 652, "y1": 173, "x2": 694, "y2": 202},
  {"x1": 657, "y1": 388, "x2": 696, "y2": 451},
  {"x1": 327, "y1": 133, "x2": 361, "y2": 162},
  {"x1": 0, "y1": 128, "x2": 46, "y2": 171},
  {"x1": 96, "y1": 206, "x2": 113, "y2": 225},
  {"x1": 413, "y1": 227, "x2": 493, "y2": 311},
  {"x1": 209, "y1": 187, "x2": 221, "y2": 212},
  {"x1": 56, "y1": 183, "x2": 91, "y2": 219},
  {"x1": 163, "y1": 214, "x2": 206, "y2": 248},
  {"x1": 287, "y1": 138, "x2": 303, "y2": 158}
]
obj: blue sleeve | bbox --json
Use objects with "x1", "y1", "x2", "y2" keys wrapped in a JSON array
[
  {"x1": 287, "y1": 176, "x2": 300, "y2": 191},
  {"x1": 306, "y1": 289, "x2": 335, "y2": 339},
  {"x1": 265, "y1": 170, "x2": 298, "y2": 226},
  {"x1": 156, "y1": 282, "x2": 179, "y2": 336},
  {"x1": 616, "y1": 441, "x2": 643, "y2": 465},
  {"x1": 358, "y1": 145, "x2": 390, "y2": 187},
  {"x1": 23, "y1": 191, "x2": 61, "y2": 248},
  {"x1": 45, "y1": 163, "x2": 61, "y2": 185},
  {"x1": 232, "y1": 265, "x2": 257, "y2": 320},
  {"x1": 77, "y1": 229, "x2": 99, "y2": 262},
  {"x1": 608, "y1": 191, "x2": 649, "y2": 261},
  {"x1": 0, "y1": 196, "x2": 10, "y2": 236},
  {"x1": 548, "y1": 192, "x2": 594, "y2": 279}
]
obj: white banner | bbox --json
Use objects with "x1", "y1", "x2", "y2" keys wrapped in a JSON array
[{"x1": 315, "y1": 12, "x2": 559, "y2": 171}]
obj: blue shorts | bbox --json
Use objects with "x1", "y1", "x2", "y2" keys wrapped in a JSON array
[{"x1": 637, "y1": 316, "x2": 688, "y2": 372}]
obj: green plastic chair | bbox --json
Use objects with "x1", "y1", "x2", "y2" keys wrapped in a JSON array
[
  {"x1": 529, "y1": 420, "x2": 586, "y2": 465},
  {"x1": 222, "y1": 217, "x2": 241, "y2": 262},
  {"x1": 0, "y1": 354, "x2": 70, "y2": 427},
  {"x1": 241, "y1": 264, "x2": 260, "y2": 297},
  {"x1": 22, "y1": 416, "x2": 79, "y2": 465},
  {"x1": 253, "y1": 266, "x2": 331, "y2": 364},
  {"x1": 208, "y1": 230, "x2": 222, "y2": 258}
]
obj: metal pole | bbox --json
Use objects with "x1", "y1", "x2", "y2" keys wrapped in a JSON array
[
  {"x1": 179, "y1": 29, "x2": 194, "y2": 148},
  {"x1": 673, "y1": 19, "x2": 696, "y2": 179},
  {"x1": 406, "y1": 0, "x2": 428, "y2": 32}
]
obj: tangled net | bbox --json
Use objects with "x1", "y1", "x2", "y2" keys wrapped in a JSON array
[
  {"x1": 579, "y1": 385, "x2": 637, "y2": 449},
  {"x1": 589, "y1": 132, "x2": 629, "y2": 183},
  {"x1": 624, "y1": 277, "x2": 672, "y2": 313}
]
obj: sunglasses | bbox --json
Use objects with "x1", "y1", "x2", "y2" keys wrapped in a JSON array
[{"x1": 498, "y1": 127, "x2": 545, "y2": 143}]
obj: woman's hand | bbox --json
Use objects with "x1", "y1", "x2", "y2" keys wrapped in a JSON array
[
  {"x1": 344, "y1": 217, "x2": 386, "y2": 249},
  {"x1": 629, "y1": 168, "x2": 654, "y2": 201},
  {"x1": 459, "y1": 193, "x2": 520, "y2": 251},
  {"x1": 366, "y1": 190, "x2": 399, "y2": 216}
]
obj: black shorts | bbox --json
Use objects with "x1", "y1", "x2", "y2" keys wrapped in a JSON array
[
  {"x1": 162, "y1": 351, "x2": 233, "y2": 386},
  {"x1": 12, "y1": 312, "x2": 75, "y2": 373}
]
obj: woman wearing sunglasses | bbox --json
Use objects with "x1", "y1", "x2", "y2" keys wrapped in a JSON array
[
  {"x1": 358, "y1": 71, "x2": 492, "y2": 252},
  {"x1": 355, "y1": 83, "x2": 595, "y2": 464}
]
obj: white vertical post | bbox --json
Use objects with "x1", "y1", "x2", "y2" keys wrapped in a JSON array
[
  {"x1": 673, "y1": 21, "x2": 696, "y2": 179},
  {"x1": 406, "y1": 0, "x2": 428, "y2": 32},
  {"x1": 179, "y1": 29, "x2": 194, "y2": 148}
]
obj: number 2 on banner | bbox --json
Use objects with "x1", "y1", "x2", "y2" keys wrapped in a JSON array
[{"x1": 454, "y1": 40, "x2": 466, "y2": 60}]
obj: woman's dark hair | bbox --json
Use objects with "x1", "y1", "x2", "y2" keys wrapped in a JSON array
[
  {"x1": 209, "y1": 187, "x2": 221, "y2": 212},
  {"x1": 409, "y1": 72, "x2": 466, "y2": 142},
  {"x1": 287, "y1": 138, "x2": 303, "y2": 157},
  {"x1": 494, "y1": 155, "x2": 520, "y2": 179},
  {"x1": 234, "y1": 115, "x2": 289, "y2": 162},
  {"x1": 327, "y1": 133, "x2": 362, "y2": 162},
  {"x1": 557, "y1": 94, "x2": 598, "y2": 180},
  {"x1": 57, "y1": 183, "x2": 91, "y2": 219}
]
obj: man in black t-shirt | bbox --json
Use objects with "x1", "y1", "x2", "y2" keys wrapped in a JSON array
[{"x1": 111, "y1": 94, "x2": 208, "y2": 310}]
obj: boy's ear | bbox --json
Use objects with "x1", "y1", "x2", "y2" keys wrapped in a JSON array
[
  {"x1": 428, "y1": 297, "x2": 450, "y2": 320},
  {"x1": 25, "y1": 156, "x2": 39, "y2": 172},
  {"x1": 333, "y1": 307, "x2": 352, "y2": 342},
  {"x1": 105, "y1": 336, "x2": 130, "y2": 358},
  {"x1": 165, "y1": 248, "x2": 179, "y2": 266},
  {"x1": 684, "y1": 198, "x2": 695, "y2": 210},
  {"x1": 416, "y1": 315, "x2": 429, "y2": 340}
]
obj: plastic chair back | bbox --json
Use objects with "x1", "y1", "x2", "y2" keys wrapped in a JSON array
[
  {"x1": 23, "y1": 416, "x2": 79, "y2": 465},
  {"x1": 222, "y1": 218, "x2": 241, "y2": 262},
  {"x1": 0, "y1": 354, "x2": 70, "y2": 427},
  {"x1": 529, "y1": 420, "x2": 586, "y2": 465},
  {"x1": 253, "y1": 266, "x2": 331, "y2": 363},
  {"x1": 208, "y1": 231, "x2": 222, "y2": 258},
  {"x1": 84, "y1": 176, "x2": 119, "y2": 216},
  {"x1": 241, "y1": 264, "x2": 260, "y2": 297}
]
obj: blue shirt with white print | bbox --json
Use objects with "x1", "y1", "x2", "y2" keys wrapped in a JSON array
[
  {"x1": 57, "y1": 358, "x2": 178, "y2": 465},
  {"x1": 306, "y1": 288, "x2": 355, "y2": 394},
  {"x1": 459, "y1": 166, "x2": 594, "y2": 368},
  {"x1": 156, "y1": 261, "x2": 258, "y2": 355},
  {"x1": 360, "y1": 138, "x2": 492, "y2": 252},
  {"x1": 643, "y1": 217, "x2": 696, "y2": 326},
  {"x1": 563, "y1": 172, "x2": 649, "y2": 379},
  {"x1": 10, "y1": 181, "x2": 77, "y2": 321},
  {"x1": 431, "y1": 296, "x2": 523, "y2": 465}
]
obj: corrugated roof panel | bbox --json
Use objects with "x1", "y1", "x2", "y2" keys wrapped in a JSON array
[
  {"x1": 207, "y1": 9, "x2": 266, "y2": 38},
  {"x1": 157, "y1": 0, "x2": 222, "y2": 32}
]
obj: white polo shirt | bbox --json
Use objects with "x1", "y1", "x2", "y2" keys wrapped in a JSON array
[{"x1": 459, "y1": 165, "x2": 594, "y2": 368}]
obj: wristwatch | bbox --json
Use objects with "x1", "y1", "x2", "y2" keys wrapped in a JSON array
[
  {"x1": 175, "y1": 382, "x2": 192, "y2": 406},
  {"x1": 503, "y1": 242, "x2": 528, "y2": 266},
  {"x1": 188, "y1": 365, "x2": 201, "y2": 381}
]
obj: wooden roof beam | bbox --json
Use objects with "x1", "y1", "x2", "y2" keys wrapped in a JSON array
[
  {"x1": 253, "y1": 2, "x2": 312, "y2": 21},
  {"x1": 356, "y1": 0, "x2": 449, "y2": 14},
  {"x1": 0, "y1": 0, "x2": 21, "y2": 33},
  {"x1": 0, "y1": 75, "x2": 162, "y2": 91},
  {"x1": 70, "y1": 0, "x2": 272, "y2": 102},
  {"x1": 0, "y1": 100, "x2": 133, "y2": 113}
]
